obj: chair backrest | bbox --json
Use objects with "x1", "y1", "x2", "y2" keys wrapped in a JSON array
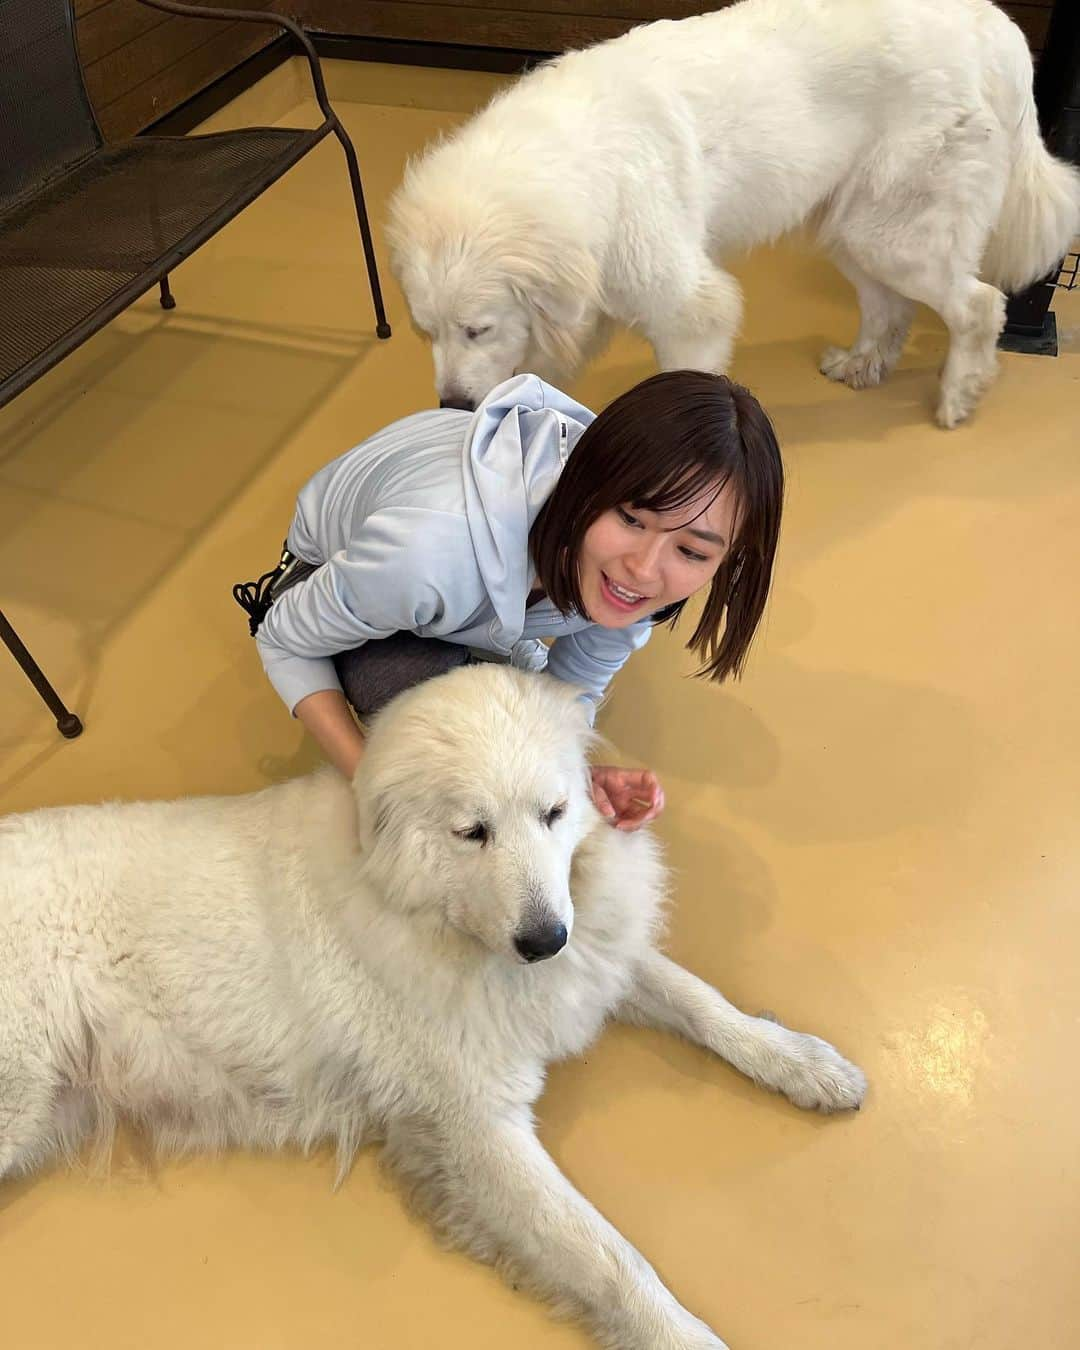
[{"x1": 0, "y1": 0, "x2": 102, "y2": 210}]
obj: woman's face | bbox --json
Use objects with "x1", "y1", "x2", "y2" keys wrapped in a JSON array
[{"x1": 577, "y1": 480, "x2": 740, "y2": 628}]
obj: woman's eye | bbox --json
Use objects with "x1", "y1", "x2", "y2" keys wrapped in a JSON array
[
  {"x1": 679, "y1": 547, "x2": 708, "y2": 563},
  {"x1": 617, "y1": 507, "x2": 640, "y2": 527},
  {"x1": 464, "y1": 325, "x2": 491, "y2": 341},
  {"x1": 454, "y1": 822, "x2": 490, "y2": 845}
]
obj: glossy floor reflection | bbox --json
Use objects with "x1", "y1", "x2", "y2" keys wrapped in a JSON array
[{"x1": 1, "y1": 57, "x2": 1078, "y2": 1350}]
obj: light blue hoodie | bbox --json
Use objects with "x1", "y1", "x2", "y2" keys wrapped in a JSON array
[{"x1": 255, "y1": 375, "x2": 652, "y2": 717}]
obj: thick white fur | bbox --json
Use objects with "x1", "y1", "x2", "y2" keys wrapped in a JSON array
[
  {"x1": 386, "y1": 0, "x2": 1080, "y2": 427},
  {"x1": 0, "y1": 667, "x2": 865, "y2": 1349}
]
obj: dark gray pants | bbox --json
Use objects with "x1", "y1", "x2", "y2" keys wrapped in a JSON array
[
  {"x1": 266, "y1": 554, "x2": 470, "y2": 721},
  {"x1": 333, "y1": 631, "x2": 471, "y2": 721}
]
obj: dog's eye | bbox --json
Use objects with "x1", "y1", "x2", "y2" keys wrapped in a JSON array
[
  {"x1": 464, "y1": 325, "x2": 491, "y2": 341},
  {"x1": 543, "y1": 802, "x2": 567, "y2": 828},
  {"x1": 454, "y1": 823, "x2": 490, "y2": 845}
]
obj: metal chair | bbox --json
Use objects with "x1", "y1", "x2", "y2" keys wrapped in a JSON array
[{"x1": 0, "y1": 0, "x2": 393, "y2": 737}]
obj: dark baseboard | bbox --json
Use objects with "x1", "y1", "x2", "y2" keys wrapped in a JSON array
[
  {"x1": 144, "y1": 31, "x2": 545, "y2": 138},
  {"x1": 309, "y1": 33, "x2": 550, "y2": 76}
]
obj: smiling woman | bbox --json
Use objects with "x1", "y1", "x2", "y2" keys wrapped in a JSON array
[
  {"x1": 530, "y1": 370, "x2": 783, "y2": 680},
  {"x1": 233, "y1": 370, "x2": 784, "y2": 827}
]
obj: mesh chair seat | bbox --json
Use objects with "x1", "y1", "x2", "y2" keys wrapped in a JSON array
[
  {"x1": 0, "y1": 127, "x2": 323, "y2": 389},
  {"x1": 0, "y1": 0, "x2": 390, "y2": 739}
]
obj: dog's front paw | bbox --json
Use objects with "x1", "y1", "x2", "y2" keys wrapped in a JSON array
[
  {"x1": 935, "y1": 386, "x2": 975, "y2": 430},
  {"x1": 819, "y1": 344, "x2": 887, "y2": 390},
  {"x1": 762, "y1": 1022, "x2": 867, "y2": 1113}
]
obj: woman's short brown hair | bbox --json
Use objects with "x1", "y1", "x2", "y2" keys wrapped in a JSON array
[{"x1": 530, "y1": 370, "x2": 784, "y2": 682}]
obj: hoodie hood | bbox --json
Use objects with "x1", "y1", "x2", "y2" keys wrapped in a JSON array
[{"x1": 462, "y1": 374, "x2": 595, "y2": 652}]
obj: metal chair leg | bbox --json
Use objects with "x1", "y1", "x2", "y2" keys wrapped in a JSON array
[
  {"x1": 329, "y1": 117, "x2": 392, "y2": 340},
  {"x1": 0, "y1": 609, "x2": 83, "y2": 738},
  {"x1": 159, "y1": 275, "x2": 177, "y2": 310}
]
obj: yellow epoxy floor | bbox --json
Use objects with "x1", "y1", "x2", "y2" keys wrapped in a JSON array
[{"x1": 2, "y1": 58, "x2": 1079, "y2": 1350}]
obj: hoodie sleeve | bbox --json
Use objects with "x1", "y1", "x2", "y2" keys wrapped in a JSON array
[
  {"x1": 545, "y1": 620, "x2": 653, "y2": 722},
  {"x1": 255, "y1": 506, "x2": 478, "y2": 713}
]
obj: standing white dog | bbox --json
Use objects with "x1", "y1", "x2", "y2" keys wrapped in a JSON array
[
  {"x1": 0, "y1": 666, "x2": 865, "y2": 1349},
  {"x1": 387, "y1": 0, "x2": 1080, "y2": 427}
]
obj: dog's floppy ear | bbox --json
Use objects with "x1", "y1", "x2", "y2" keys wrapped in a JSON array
[
  {"x1": 372, "y1": 796, "x2": 394, "y2": 839},
  {"x1": 353, "y1": 784, "x2": 394, "y2": 853},
  {"x1": 506, "y1": 233, "x2": 602, "y2": 377},
  {"x1": 541, "y1": 675, "x2": 599, "y2": 759}
]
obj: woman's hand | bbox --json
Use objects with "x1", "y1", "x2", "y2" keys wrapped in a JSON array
[{"x1": 589, "y1": 765, "x2": 666, "y2": 831}]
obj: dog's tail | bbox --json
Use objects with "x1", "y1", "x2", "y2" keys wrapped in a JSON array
[{"x1": 982, "y1": 96, "x2": 1080, "y2": 295}]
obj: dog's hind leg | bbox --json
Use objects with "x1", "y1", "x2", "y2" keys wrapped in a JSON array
[
  {"x1": 618, "y1": 951, "x2": 866, "y2": 1113},
  {"x1": 842, "y1": 240, "x2": 1005, "y2": 428},
  {"x1": 645, "y1": 262, "x2": 743, "y2": 375},
  {"x1": 820, "y1": 250, "x2": 914, "y2": 390},
  {"x1": 826, "y1": 116, "x2": 1010, "y2": 427},
  {"x1": 384, "y1": 1108, "x2": 728, "y2": 1349},
  {"x1": 930, "y1": 276, "x2": 1007, "y2": 430},
  {"x1": 853, "y1": 261, "x2": 1005, "y2": 430}
]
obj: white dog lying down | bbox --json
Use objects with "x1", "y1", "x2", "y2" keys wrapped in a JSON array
[
  {"x1": 0, "y1": 667, "x2": 865, "y2": 1349},
  {"x1": 387, "y1": 0, "x2": 1080, "y2": 428}
]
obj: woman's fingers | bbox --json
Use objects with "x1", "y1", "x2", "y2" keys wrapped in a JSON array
[
  {"x1": 591, "y1": 766, "x2": 666, "y2": 829},
  {"x1": 589, "y1": 772, "x2": 617, "y2": 819}
]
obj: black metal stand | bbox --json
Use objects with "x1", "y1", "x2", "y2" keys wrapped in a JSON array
[
  {"x1": 159, "y1": 274, "x2": 176, "y2": 309},
  {"x1": 0, "y1": 610, "x2": 83, "y2": 738},
  {"x1": 1000, "y1": 280, "x2": 1060, "y2": 356},
  {"x1": 1001, "y1": 0, "x2": 1080, "y2": 352}
]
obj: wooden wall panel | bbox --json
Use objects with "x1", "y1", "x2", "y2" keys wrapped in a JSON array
[
  {"x1": 298, "y1": 0, "x2": 631, "y2": 53},
  {"x1": 356, "y1": 0, "x2": 712, "y2": 17},
  {"x1": 74, "y1": 0, "x2": 281, "y2": 138},
  {"x1": 297, "y1": 0, "x2": 1056, "y2": 61},
  {"x1": 292, "y1": 0, "x2": 1053, "y2": 61},
  {"x1": 295, "y1": 0, "x2": 713, "y2": 52},
  {"x1": 67, "y1": 0, "x2": 1061, "y2": 140}
]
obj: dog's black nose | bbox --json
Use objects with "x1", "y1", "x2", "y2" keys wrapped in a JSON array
[
  {"x1": 439, "y1": 396, "x2": 475, "y2": 412},
  {"x1": 514, "y1": 923, "x2": 568, "y2": 963}
]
